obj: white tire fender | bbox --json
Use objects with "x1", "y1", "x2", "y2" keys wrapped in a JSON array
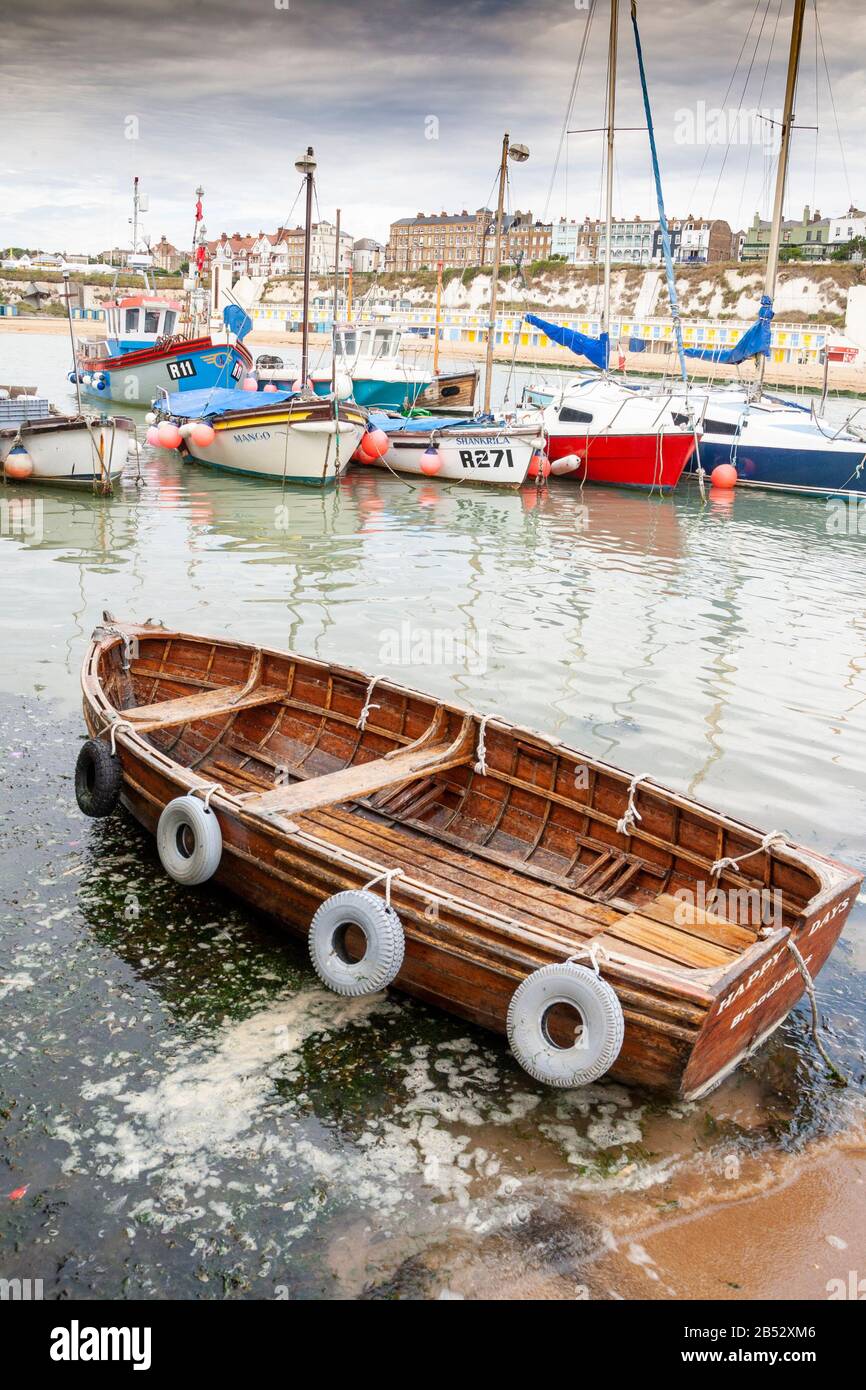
[
  {"x1": 156, "y1": 794, "x2": 223, "y2": 886},
  {"x1": 309, "y1": 889, "x2": 405, "y2": 996},
  {"x1": 507, "y1": 963, "x2": 624, "y2": 1087}
]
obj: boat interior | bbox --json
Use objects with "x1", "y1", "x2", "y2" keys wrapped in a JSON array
[{"x1": 98, "y1": 630, "x2": 822, "y2": 979}]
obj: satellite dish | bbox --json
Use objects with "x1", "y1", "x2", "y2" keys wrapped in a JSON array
[{"x1": 508, "y1": 142, "x2": 530, "y2": 163}]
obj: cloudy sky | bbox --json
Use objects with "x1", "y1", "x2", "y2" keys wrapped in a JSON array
[{"x1": 1, "y1": 0, "x2": 863, "y2": 256}]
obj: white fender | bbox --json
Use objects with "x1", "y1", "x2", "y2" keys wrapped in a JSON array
[{"x1": 507, "y1": 963, "x2": 624, "y2": 1087}]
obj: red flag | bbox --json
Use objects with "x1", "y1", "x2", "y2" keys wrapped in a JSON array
[
  {"x1": 195, "y1": 198, "x2": 203, "y2": 222},
  {"x1": 196, "y1": 244, "x2": 206, "y2": 272}
]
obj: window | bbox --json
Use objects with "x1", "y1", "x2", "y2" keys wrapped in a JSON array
[
  {"x1": 559, "y1": 406, "x2": 594, "y2": 424},
  {"x1": 163, "y1": 311, "x2": 177, "y2": 334},
  {"x1": 124, "y1": 308, "x2": 139, "y2": 332}
]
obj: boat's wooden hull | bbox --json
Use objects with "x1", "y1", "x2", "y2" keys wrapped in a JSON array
[
  {"x1": 80, "y1": 621, "x2": 861, "y2": 1097},
  {"x1": 416, "y1": 369, "x2": 479, "y2": 412}
]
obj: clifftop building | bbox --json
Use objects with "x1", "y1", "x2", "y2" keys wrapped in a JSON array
[{"x1": 386, "y1": 208, "x2": 550, "y2": 272}]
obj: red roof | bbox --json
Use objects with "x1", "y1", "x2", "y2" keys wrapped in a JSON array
[{"x1": 116, "y1": 295, "x2": 183, "y2": 310}]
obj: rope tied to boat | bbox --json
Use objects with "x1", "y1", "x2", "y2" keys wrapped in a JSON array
[
  {"x1": 357, "y1": 676, "x2": 381, "y2": 731},
  {"x1": 786, "y1": 937, "x2": 847, "y2": 1085},
  {"x1": 189, "y1": 782, "x2": 221, "y2": 813},
  {"x1": 565, "y1": 941, "x2": 610, "y2": 975},
  {"x1": 363, "y1": 866, "x2": 404, "y2": 908},
  {"x1": 474, "y1": 714, "x2": 491, "y2": 776},
  {"x1": 105, "y1": 716, "x2": 135, "y2": 755},
  {"x1": 99, "y1": 624, "x2": 135, "y2": 672},
  {"x1": 710, "y1": 830, "x2": 787, "y2": 879},
  {"x1": 616, "y1": 773, "x2": 650, "y2": 837}
]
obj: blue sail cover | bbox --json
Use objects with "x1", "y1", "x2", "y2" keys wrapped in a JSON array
[
  {"x1": 685, "y1": 295, "x2": 774, "y2": 364},
  {"x1": 223, "y1": 304, "x2": 253, "y2": 340},
  {"x1": 164, "y1": 387, "x2": 297, "y2": 418},
  {"x1": 524, "y1": 314, "x2": 609, "y2": 371}
]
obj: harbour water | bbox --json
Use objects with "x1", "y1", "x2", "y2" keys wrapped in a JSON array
[{"x1": 1, "y1": 331, "x2": 865, "y2": 1299}]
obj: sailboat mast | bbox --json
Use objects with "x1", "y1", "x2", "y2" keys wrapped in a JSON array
[
  {"x1": 483, "y1": 133, "x2": 510, "y2": 414},
  {"x1": 757, "y1": 0, "x2": 806, "y2": 393},
  {"x1": 296, "y1": 147, "x2": 316, "y2": 389},
  {"x1": 331, "y1": 206, "x2": 341, "y2": 393},
  {"x1": 601, "y1": 0, "x2": 618, "y2": 359}
]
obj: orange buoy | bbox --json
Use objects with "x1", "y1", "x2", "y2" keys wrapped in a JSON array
[
  {"x1": 527, "y1": 449, "x2": 551, "y2": 480},
  {"x1": 4, "y1": 446, "x2": 34, "y2": 479},
  {"x1": 363, "y1": 428, "x2": 390, "y2": 460},
  {"x1": 145, "y1": 425, "x2": 160, "y2": 446},
  {"x1": 710, "y1": 463, "x2": 738, "y2": 490}
]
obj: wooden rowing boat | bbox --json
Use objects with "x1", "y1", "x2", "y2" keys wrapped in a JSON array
[{"x1": 78, "y1": 616, "x2": 861, "y2": 1098}]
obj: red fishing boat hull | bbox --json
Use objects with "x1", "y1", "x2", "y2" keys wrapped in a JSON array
[{"x1": 546, "y1": 430, "x2": 697, "y2": 491}]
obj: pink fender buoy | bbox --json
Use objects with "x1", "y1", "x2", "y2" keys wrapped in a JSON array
[
  {"x1": 262, "y1": 383, "x2": 279, "y2": 393},
  {"x1": 157, "y1": 421, "x2": 183, "y2": 449},
  {"x1": 420, "y1": 444, "x2": 442, "y2": 476},
  {"x1": 145, "y1": 425, "x2": 160, "y2": 447},
  {"x1": 241, "y1": 377, "x2": 258, "y2": 392},
  {"x1": 711, "y1": 463, "x2": 738, "y2": 490},
  {"x1": 190, "y1": 422, "x2": 216, "y2": 448}
]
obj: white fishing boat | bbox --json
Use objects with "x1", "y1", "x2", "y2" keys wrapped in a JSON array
[
  {"x1": 154, "y1": 386, "x2": 366, "y2": 486},
  {"x1": 0, "y1": 388, "x2": 132, "y2": 489},
  {"x1": 360, "y1": 412, "x2": 547, "y2": 486},
  {"x1": 255, "y1": 324, "x2": 477, "y2": 413}
]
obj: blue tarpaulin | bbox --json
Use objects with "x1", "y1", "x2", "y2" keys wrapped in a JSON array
[
  {"x1": 368, "y1": 412, "x2": 473, "y2": 434},
  {"x1": 684, "y1": 295, "x2": 774, "y2": 363},
  {"x1": 524, "y1": 314, "x2": 609, "y2": 371},
  {"x1": 629, "y1": 337, "x2": 647, "y2": 353},
  {"x1": 164, "y1": 387, "x2": 297, "y2": 418}
]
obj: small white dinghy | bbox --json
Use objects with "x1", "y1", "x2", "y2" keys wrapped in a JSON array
[
  {"x1": 359, "y1": 412, "x2": 548, "y2": 487},
  {"x1": 0, "y1": 387, "x2": 132, "y2": 490}
]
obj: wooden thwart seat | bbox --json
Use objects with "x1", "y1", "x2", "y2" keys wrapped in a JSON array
[
  {"x1": 124, "y1": 683, "x2": 285, "y2": 733},
  {"x1": 249, "y1": 723, "x2": 475, "y2": 818}
]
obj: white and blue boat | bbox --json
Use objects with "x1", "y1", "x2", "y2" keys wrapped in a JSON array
[
  {"x1": 255, "y1": 323, "x2": 478, "y2": 412},
  {"x1": 72, "y1": 297, "x2": 253, "y2": 407}
]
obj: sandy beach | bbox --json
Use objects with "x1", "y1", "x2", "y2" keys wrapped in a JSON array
[{"x1": 6, "y1": 313, "x2": 865, "y2": 394}]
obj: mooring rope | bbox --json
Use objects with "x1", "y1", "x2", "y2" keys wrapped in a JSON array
[{"x1": 786, "y1": 938, "x2": 847, "y2": 1084}]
